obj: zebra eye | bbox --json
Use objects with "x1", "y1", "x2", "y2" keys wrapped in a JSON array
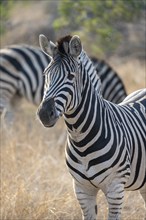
[{"x1": 68, "y1": 72, "x2": 75, "y2": 81}]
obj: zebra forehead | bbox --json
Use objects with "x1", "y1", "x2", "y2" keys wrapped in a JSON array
[{"x1": 56, "y1": 35, "x2": 72, "y2": 54}]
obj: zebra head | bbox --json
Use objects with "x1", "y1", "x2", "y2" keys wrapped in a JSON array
[{"x1": 37, "y1": 34, "x2": 84, "y2": 127}]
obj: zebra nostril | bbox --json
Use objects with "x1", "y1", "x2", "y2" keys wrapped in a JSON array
[{"x1": 50, "y1": 110, "x2": 54, "y2": 118}]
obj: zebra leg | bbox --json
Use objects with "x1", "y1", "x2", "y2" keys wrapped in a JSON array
[
  {"x1": 0, "y1": 97, "x2": 13, "y2": 125},
  {"x1": 105, "y1": 182, "x2": 124, "y2": 220},
  {"x1": 74, "y1": 181, "x2": 99, "y2": 220}
]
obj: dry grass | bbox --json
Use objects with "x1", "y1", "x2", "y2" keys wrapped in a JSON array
[
  {"x1": 1, "y1": 110, "x2": 81, "y2": 220},
  {"x1": 1, "y1": 59, "x2": 146, "y2": 220},
  {"x1": 1, "y1": 109, "x2": 145, "y2": 220}
]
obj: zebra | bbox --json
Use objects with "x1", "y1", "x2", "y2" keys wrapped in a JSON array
[
  {"x1": 90, "y1": 57, "x2": 127, "y2": 104},
  {"x1": 0, "y1": 45, "x2": 51, "y2": 122},
  {"x1": 0, "y1": 44, "x2": 127, "y2": 122},
  {"x1": 37, "y1": 34, "x2": 146, "y2": 220}
]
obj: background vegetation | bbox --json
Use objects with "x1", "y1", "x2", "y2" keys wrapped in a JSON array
[
  {"x1": 0, "y1": 1, "x2": 146, "y2": 219},
  {"x1": 1, "y1": 0, "x2": 145, "y2": 57},
  {"x1": 53, "y1": 0, "x2": 145, "y2": 55}
]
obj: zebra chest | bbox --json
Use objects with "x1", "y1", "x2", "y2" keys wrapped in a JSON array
[
  {"x1": 66, "y1": 138, "x2": 131, "y2": 190},
  {"x1": 66, "y1": 151, "x2": 105, "y2": 188},
  {"x1": 66, "y1": 159, "x2": 91, "y2": 185}
]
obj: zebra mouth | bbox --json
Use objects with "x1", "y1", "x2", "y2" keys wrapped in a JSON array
[
  {"x1": 37, "y1": 98, "x2": 60, "y2": 128},
  {"x1": 42, "y1": 117, "x2": 59, "y2": 128}
]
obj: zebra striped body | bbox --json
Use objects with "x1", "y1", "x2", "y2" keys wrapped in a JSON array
[
  {"x1": 0, "y1": 45, "x2": 50, "y2": 120},
  {"x1": 37, "y1": 35, "x2": 146, "y2": 220},
  {"x1": 91, "y1": 57, "x2": 127, "y2": 103},
  {"x1": 0, "y1": 44, "x2": 126, "y2": 121}
]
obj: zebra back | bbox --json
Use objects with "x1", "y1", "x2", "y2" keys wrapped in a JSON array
[
  {"x1": 0, "y1": 45, "x2": 51, "y2": 108},
  {"x1": 91, "y1": 57, "x2": 127, "y2": 103}
]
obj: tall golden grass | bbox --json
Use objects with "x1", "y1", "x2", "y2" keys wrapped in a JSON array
[{"x1": 1, "y1": 60, "x2": 145, "y2": 220}]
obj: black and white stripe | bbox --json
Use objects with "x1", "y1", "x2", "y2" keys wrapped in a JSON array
[
  {"x1": 0, "y1": 45, "x2": 50, "y2": 120},
  {"x1": 0, "y1": 44, "x2": 126, "y2": 121},
  {"x1": 38, "y1": 35, "x2": 146, "y2": 220},
  {"x1": 91, "y1": 57, "x2": 127, "y2": 103}
]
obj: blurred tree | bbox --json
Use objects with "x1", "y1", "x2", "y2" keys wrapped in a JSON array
[
  {"x1": 53, "y1": 0, "x2": 145, "y2": 56},
  {"x1": 0, "y1": 0, "x2": 30, "y2": 37},
  {"x1": 0, "y1": 0, "x2": 14, "y2": 35}
]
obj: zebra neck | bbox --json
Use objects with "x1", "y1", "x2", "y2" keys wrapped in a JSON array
[
  {"x1": 64, "y1": 52, "x2": 107, "y2": 144},
  {"x1": 64, "y1": 84, "x2": 106, "y2": 145}
]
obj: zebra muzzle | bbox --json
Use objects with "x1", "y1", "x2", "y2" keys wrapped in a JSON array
[{"x1": 37, "y1": 97, "x2": 58, "y2": 127}]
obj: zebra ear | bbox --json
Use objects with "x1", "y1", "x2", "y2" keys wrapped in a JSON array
[
  {"x1": 69, "y1": 35, "x2": 82, "y2": 57},
  {"x1": 39, "y1": 34, "x2": 57, "y2": 57}
]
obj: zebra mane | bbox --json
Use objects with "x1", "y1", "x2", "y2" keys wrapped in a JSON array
[
  {"x1": 90, "y1": 56, "x2": 111, "y2": 67},
  {"x1": 56, "y1": 35, "x2": 72, "y2": 54}
]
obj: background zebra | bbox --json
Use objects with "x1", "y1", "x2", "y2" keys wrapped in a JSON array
[
  {"x1": 91, "y1": 57, "x2": 127, "y2": 103},
  {"x1": 37, "y1": 35, "x2": 146, "y2": 220},
  {"x1": 0, "y1": 45, "x2": 50, "y2": 122},
  {"x1": 0, "y1": 44, "x2": 127, "y2": 122}
]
